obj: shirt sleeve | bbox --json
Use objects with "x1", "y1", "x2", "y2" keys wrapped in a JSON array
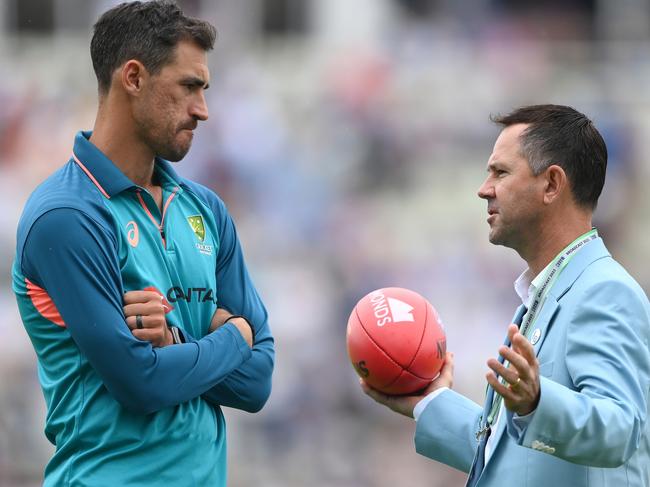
[
  {"x1": 413, "y1": 387, "x2": 449, "y2": 421},
  {"x1": 21, "y1": 208, "x2": 252, "y2": 415},
  {"x1": 200, "y1": 205, "x2": 274, "y2": 413}
]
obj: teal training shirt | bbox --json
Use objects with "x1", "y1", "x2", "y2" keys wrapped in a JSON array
[{"x1": 12, "y1": 131, "x2": 274, "y2": 486}]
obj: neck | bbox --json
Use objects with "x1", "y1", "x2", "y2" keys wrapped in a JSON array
[
  {"x1": 522, "y1": 210, "x2": 592, "y2": 278},
  {"x1": 89, "y1": 96, "x2": 157, "y2": 188}
]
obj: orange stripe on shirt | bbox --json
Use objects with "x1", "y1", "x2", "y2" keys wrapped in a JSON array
[
  {"x1": 72, "y1": 152, "x2": 110, "y2": 199},
  {"x1": 25, "y1": 278, "x2": 66, "y2": 327}
]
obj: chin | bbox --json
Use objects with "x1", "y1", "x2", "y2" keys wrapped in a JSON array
[
  {"x1": 488, "y1": 230, "x2": 504, "y2": 246},
  {"x1": 488, "y1": 230, "x2": 519, "y2": 250},
  {"x1": 159, "y1": 144, "x2": 191, "y2": 162}
]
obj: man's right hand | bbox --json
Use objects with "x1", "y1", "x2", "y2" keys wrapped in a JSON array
[
  {"x1": 361, "y1": 352, "x2": 454, "y2": 418},
  {"x1": 209, "y1": 308, "x2": 253, "y2": 349}
]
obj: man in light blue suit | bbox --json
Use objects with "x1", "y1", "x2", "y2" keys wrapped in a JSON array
[{"x1": 362, "y1": 104, "x2": 650, "y2": 486}]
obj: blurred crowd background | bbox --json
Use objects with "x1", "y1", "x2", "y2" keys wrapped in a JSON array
[{"x1": 1, "y1": 0, "x2": 650, "y2": 486}]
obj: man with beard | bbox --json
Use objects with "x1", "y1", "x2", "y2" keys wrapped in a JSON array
[
  {"x1": 362, "y1": 105, "x2": 650, "y2": 486},
  {"x1": 12, "y1": 2, "x2": 274, "y2": 485}
]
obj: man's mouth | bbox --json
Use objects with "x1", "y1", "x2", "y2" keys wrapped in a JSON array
[{"x1": 179, "y1": 122, "x2": 198, "y2": 132}]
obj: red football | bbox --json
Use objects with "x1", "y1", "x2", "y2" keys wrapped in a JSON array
[{"x1": 346, "y1": 287, "x2": 446, "y2": 395}]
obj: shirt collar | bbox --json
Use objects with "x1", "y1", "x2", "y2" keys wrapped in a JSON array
[
  {"x1": 72, "y1": 130, "x2": 184, "y2": 198},
  {"x1": 514, "y1": 261, "x2": 556, "y2": 308},
  {"x1": 514, "y1": 268, "x2": 536, "y2": 307},
  {"x1": 513, "y1": 235, "x2": 593, "y2": 307}
]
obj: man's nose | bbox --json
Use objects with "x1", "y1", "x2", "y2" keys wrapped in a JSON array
[
  {"x1": 191, "y1": 92, "x2": 209, "y2": 122},
  {"x1": 477, "y1": 178, "x2": 493, "y2": 200}
]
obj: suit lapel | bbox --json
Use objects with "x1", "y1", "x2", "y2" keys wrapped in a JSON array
[
  {"x1": 475, "y1": 304, "x2": 527, "y2": 473},
  {"x1": 482, "y1": 304, "x2": 527, "y2": 411},
  {"x1": 548, "y1": 237, "x2": 610, "y2": 301},
  {"x1": 527, "y1": 238, "x2": 610, "y2": 353},
  {"x1": 511, "y1": 304, "x2": 528, "y2": 329},
  {"x1": 521, "y1": 237, "x2": 610, "y2": 356},
  {"x1": 527, "y1": 297, "x2": 559, "y2": 355},
  {"x1": 485, "y1": 297, "x2": 561, "y2": 459}
]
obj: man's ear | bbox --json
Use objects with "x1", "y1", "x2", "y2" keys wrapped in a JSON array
[
  {"x1": 542, "y1": 164, "x2": 568, "y2": 205},
  {"x1": 121, "y1": 59, "x2": 148, "y2": 96}
]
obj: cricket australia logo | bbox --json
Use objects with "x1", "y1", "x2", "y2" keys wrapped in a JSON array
[
  {"x1": 187, "y1": 215, "x2": 213, "y2": 256},
  {"x1": 187, "y1": 215, "x2": 205, "y2": 241}
]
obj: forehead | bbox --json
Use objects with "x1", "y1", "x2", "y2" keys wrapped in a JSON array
[
  {"x1": 161, "y1": 40, "x2": 210, "y2": 80},
  {"x1": 487, "y1": 123, "x2": 528, "y2": 168}
]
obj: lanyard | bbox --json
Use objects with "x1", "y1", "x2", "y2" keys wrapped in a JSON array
[{"x1": 481, "y1": 229, "x2": 599, "y2": 432}]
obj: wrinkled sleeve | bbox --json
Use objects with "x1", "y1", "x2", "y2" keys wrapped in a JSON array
[{"x1": 197, "y1": 195, "x2": 274, "y2": 413}]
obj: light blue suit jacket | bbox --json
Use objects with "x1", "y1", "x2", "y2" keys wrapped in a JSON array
[{"x1": 415, "y1": 238, "x2": 650, "y2": 486}]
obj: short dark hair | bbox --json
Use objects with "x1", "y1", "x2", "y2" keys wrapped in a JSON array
[
  {"x1": 91, "y1": 1, "x2": 216, "y2": 94},
  {"x1": 491, "y1": 104, "x2": 607, "y2": 210}
]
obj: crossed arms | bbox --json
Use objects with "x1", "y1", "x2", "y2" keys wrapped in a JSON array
[{"x1": 21, "y1": 207, "x2": 274, "y2": 414}]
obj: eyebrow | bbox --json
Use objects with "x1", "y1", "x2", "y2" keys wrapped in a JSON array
[
  {"x1": 487, "y1": 160, "x2": 500, "y2": 171},
  {"x1": 181, "y1": 76, "x2": 210, "y2": 90},
  {"x1": 486, "y1": 160, "x2": 509, "y2": 172}
]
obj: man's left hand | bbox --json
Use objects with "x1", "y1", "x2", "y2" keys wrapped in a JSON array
[
  {"x1": 486, "y1": 324, "x2": 540, "y2": 416},
  {"x1": 209, "y1": 307, "x2": 233, "y2": 333},
  {"x1": 123, "y1": 290, "x2": 173, "y2": 347}
]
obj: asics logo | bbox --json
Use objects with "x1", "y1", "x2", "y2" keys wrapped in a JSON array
[{"x1": 126, "y1": 221, "x2": 139, "y2": 247}]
